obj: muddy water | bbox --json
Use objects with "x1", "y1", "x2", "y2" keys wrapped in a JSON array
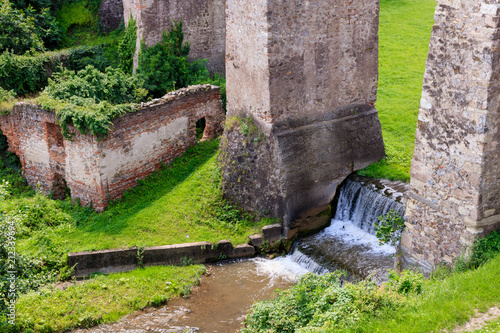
[{"x1": 73, "y1": 258, "x2": 306, "y2": 333}]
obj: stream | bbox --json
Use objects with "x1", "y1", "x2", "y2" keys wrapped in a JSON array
[{"x1": 73, "y1": 175, "x2": 407, "y2": 333}]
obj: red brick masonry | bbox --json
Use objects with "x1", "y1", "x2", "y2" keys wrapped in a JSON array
[{"x1": 0, "y1": 84, "x2": 225, "y2": 210}]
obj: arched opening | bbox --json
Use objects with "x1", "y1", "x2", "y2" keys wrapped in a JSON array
[{"x1": 196, "y1": 117, "x2": 206, "y2": 141}]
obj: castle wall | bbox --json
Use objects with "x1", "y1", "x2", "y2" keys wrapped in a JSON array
[
  {"x1": 402, "y1": 2, "x2": 500, "y2": 271},
  {"x1": 0, "y1": 85, "x2": 224, "y2": 211},
  {"x1": 123, "y1": 0, "x2": 225, "y2": 74}
]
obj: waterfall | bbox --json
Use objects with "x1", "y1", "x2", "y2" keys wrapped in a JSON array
[
  {"x1": 333, "y1": 178, "x2": 405, "y2": 234},
  {"x1": 280, "y1": 176, "x2": 407, "y2": 280}
]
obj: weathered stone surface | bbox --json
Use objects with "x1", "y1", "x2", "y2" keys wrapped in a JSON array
[
  {"x1": 221, "y1": 0, "x2": 385, "y2": 236},
  {"x1": 68, "y1": 240, "x2": 255, "y2": 277},
  {"x1": 99, "y1": 0, "x2": 123, "y2": 32},
  {"x1": 402, "y1": 1, "x2": 500, "y2": 271},
  {"x1": 262, "y1": 224, "x2": 282, "y2": 242},
  {"x1": 248, "y1": 234, "x2": 264, "y2": 247},
  {"x1": 0, "y1": 85, "x2": 224, "y2": 211},
  {"x1": 123, "y1": 0, "x2": 225, "y2": 74}
]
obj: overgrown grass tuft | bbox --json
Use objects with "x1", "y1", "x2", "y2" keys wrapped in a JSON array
[
  {"x1": 358, "y1": 0, "x2": 436, "y2": 182},
  {"x1": 13, "y1": 265, "x2": 205, "y2": 332}
]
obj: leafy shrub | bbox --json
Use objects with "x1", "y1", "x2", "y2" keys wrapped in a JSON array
[
  {"x1": 136, "y1": 20, "x2": 191, "y2": 98},
  {"x1": 385, "y1": 269, "x2": 424, "y2": 294},
  {"x1": 453, "y1": 230, "x2": 500, "y2": 272},
  {"x1": 0, "y1": 0, "x2": 44, "y2": 54},
  {"x1": 0, "y1": 50, "x2": 56, "y2": 95},
  {"x1": 375, "y1": 209, "x2": 405, "y2": 252},
  {"x1": 44, "y1": 65, "x2": 146, "y2": 104},
  {"x1": 38, "y1": 65, "x2": 147, "y2": 137},
  {"x1": 118, "y1": 15, "x2": 137, "y2": 75},
  {"x1": 243, "y1": 272, "x2": 405, "y2": 332},
  {"x1": 25, "y1": 6, "x2": 62, "y2": 50},
  {"x1": 0, "y1": 45, "x2": 112, "y2": 96},
  {"x1": 65, "y1": 44, "x2": 110, "y2": 72}
]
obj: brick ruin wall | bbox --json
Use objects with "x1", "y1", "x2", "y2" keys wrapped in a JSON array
[
  {"x1": 402, "y1": 2, "x2": 500, "y2": 271},
  {"x1": 123, "y1": 0, "x2": 225, "y2": 75},
  {"x1": 0, "y1": 85, "x2": 224, "y2": 211},
  {"x1": 221, "y1": 0, "x2": 385, "y2": 237}
]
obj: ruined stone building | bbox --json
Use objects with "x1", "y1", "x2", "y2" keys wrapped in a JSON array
[{"x1": 0, "y1": 85, "x2": 224, "y2": 211}]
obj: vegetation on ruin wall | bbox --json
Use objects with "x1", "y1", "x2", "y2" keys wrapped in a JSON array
[
  {"x1": 243, "y1": 231, "x2": 500, "y2": 333},
  {"x1": 359, "y1": 0, "x2": 436, "y2": 182},
  {"x1": 8, "y1": 265, "x2": 205, "y2": 332}
]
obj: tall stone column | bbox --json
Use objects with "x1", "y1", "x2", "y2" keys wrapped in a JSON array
[
  {"x1": 402, "y1": 2, "x2": 500, "y2": 272},
  {"x1": 221, "y1": 0, "x2": 385, "y2": 237}
]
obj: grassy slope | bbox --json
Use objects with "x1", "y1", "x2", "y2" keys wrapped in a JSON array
[
  {"x1": 14, "y1": 265, "x2": 205, "y2": 332},
  {"x1": 359, "y1": 0, "x2": 436, "y2": 181},
  {"x1": 16, "y1": 140, "x2": 271, "y2": 256},
  {"x1": 339, "y1": 255, "x2": 500, "y2": 333}
]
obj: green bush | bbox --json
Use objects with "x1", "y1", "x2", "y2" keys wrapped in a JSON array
[
  {"x1": 136, "y1": 20, "x2": 191, "y2": 97},
  {"x1": 25, "y1": 6, "x2": 62, "y2": 50},
  {"x1": 454, "y1": 230, "x2": 500, "y2": 272},
  {"x1": 65, "y1": 44, "x2": 110, "y2": 72},
  {"x1": 38, "y1": 65, "x2": 147, "y2": 137},
  {"x1": 0, "y1": 44, "x2": 113, "y2": 97},
  {"x1": 243, "y1": 272, "x2": 407, "y2": 332},
  {"x1": 0, "y1": 0, "x2": 44, "y2": 54},
  {"x1": 374, "y1": 209, "x2": 406, "y2": 252},
  {"x1": 44, "y1": 65, "x2": 145, "y2": 104},
  {"x1": 0, "y1": 51, "x2": 56, "y2": 95},
  {"x1": 118, "y1": 15, "x2": 137, "y2": 75}
]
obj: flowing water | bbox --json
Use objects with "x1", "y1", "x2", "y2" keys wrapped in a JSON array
[
  {"x1": 73, "y1": 259, "x2": 309, "y2": 333},
  {"x1": 285, "y1": 176, "x2": 407, "y2": 281},
  {"x1": 73, "y1": 175, "x2": 407, "y2": 332}
]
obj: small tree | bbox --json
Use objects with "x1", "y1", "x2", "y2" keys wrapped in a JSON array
[
  {"x1": 118, "y1": 15, "x2": 137, "y2": 75},
  {"x1": 136, "y1": 19, "x2": 191, "y2": 98},
  {"x1": 374, "y1": 209, "x2": 405, "y2": 253}
]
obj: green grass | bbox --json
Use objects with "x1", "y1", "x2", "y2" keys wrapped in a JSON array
[
  {"x1": 359, "y1": 0, "x2": 436, "y2": 181},
  {"x1": 13, "y1": 265, "x2": 205, "y2": 332},
  {"x1": 14, "y1": 139, "x2": 272, "y2": 258},
  {"x1": 243, "y1": 254, "x2": 500, "y2": 333},
  {"x1": 339, "y1": 255, "x2": 500, "y2": 332}
]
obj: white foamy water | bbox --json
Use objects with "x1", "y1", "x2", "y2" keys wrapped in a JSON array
[
  {"x1": 322, "y1": 219, "x2": 395, "y2": 255},
  {"x1": 249, "y1": 256, "x2": 312, "y2": 283}
]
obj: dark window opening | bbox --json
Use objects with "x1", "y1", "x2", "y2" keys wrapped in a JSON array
[{"x1": 196, "y1": 117, "x2": 206, "y2": 141}]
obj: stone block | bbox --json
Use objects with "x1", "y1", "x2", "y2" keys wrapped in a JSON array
[
  {"x1": 248, "y1": 234, "x2": 264, "y2": 247},
  {"x1": 262, "y1": 224, "x2": 282, "y2": 242}
]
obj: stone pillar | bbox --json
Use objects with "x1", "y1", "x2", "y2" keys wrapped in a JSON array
[
  {"x1": 402, "y1": 2, "x2": 500, "y2": 272},
  {"x1": 123, "y1": 0, "x2": 226, "y2": 75},
  {"x1": 221, "y1": 0, "x2": 385, "y2": 237}
]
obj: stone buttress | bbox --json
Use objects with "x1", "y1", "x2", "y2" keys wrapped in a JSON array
[
  {"x1": 402, "y1": 2, "x2": 500, "y2": 272},
  {"x1": 220, "y1": 0, "x2": 385, "y2": 237}
]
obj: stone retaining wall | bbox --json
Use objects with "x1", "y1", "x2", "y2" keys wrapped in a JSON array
[{"x1": 68, "y1": 224, "x2": 282, "y2": 277}]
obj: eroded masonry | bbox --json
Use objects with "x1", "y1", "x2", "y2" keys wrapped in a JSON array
[
  {"x1": 220, "y1": 0, "x2": 385, "y2": 237},
  {"x1": 0, "y1": 85, "x2": 224, "y2": 210},
  {"x1": 401, "y1": 2, "x2": 500, "y2": 272}
]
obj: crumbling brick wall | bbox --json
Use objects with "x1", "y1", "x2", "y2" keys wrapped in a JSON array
[{"x1": 0, "y1": 85, "x2": 224, "y2": 211}]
